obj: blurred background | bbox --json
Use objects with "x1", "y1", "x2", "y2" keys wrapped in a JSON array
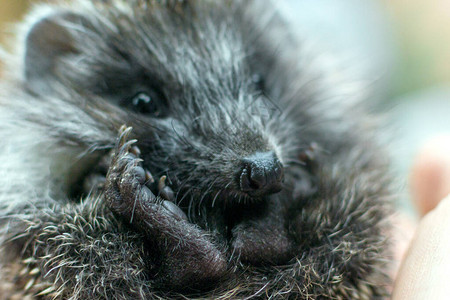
[{"x1": 1, "y1": 0, "x2": 449, "y2": 216}]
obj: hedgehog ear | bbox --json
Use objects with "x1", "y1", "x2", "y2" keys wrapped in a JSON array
[{"x1": 24, "y1": 12, "x2": 86, "y2": 92}]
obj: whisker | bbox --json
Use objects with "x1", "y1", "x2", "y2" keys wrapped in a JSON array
[{"x1": 197, "y1": 178, "x2": 219, "y2": 215}]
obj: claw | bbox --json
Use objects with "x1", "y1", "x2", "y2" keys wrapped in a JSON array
[
  {"x1": 145, "y1": 170, "x2": 155, "y2": 184},
  {"x1": 111, "y1": 126, "x2": 137, "y2": 167},
  {"x1": 158, "y1": 176, "x2": 175, "y2": 202},
  {"x1": 118, "y1": 126, "x2": 133, "y2": 146},
  {"x1": 119, "y1": 140, "x2": 138, "y2": 155},
  {"x1": 118, "y1": 125, "x2": 132, "y2": 137},
  {"x1": 130, "y1": 146, "x2": 141, "y2": 156},
  {"x1": 158, "y1": 176, "x2": 168, "y2": 192}
]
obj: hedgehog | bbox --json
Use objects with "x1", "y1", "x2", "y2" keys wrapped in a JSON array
[{"x1": 0, "y1": 0, "x2": 392, "y2": 299}]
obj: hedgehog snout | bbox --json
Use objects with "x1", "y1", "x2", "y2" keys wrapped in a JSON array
[{"x1": 239, "y1": 151, "x2": 284, "y2": 198}]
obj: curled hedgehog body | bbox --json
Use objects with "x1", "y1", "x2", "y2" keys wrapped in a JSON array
[{"x1": 0, "y1": 1, "x2": 392, "y2": 299}]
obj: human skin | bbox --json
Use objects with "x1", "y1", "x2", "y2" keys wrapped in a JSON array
[{"x1": 393, "y1": 135, "x2": 450, "y2": 299}]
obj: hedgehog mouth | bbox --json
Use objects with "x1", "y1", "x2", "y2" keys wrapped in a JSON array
[{"x1": 239, "y1": 173, "x2": 284, "y2": 198}]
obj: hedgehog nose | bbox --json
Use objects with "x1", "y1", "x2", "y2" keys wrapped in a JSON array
[{"x1": 240, "y1": 151, "x2": 284, "y2": 197}]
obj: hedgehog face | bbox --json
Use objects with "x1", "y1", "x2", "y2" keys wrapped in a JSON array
[{"x1": 25, "y1": 1, "x2": 317, "y2": 207}]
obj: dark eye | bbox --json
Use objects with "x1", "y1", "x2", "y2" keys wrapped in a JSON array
[
  {"x1": 252, "y1": 74, "x2": 265, "y2": 92},
  {"x1": 130, "y1": 91, "x2": 165, "y2": 117}
]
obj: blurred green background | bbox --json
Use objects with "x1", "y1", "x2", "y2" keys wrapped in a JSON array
[{"x1": 384, "y1": 0, "x2": 450, "y2": 96}]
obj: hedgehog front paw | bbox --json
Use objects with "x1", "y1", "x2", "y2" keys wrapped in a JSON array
[
  {"x1": 104, "y1": 126, "x2": 187, "y2": 223},
  {"x1": 104, "y1": 126, "x2": 227, "y2": 290}
]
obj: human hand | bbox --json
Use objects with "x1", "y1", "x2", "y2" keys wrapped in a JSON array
[{"x1": 392, "y1": 135, "x2": 450, "y2": 299}]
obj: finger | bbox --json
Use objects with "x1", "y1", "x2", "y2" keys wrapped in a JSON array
[
  {"x1": 392, "y1": 195, "x2": 450, "y2": 299},
  {"x1": 410, "y1": 134, "x2": 450, "y2": 216}
]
